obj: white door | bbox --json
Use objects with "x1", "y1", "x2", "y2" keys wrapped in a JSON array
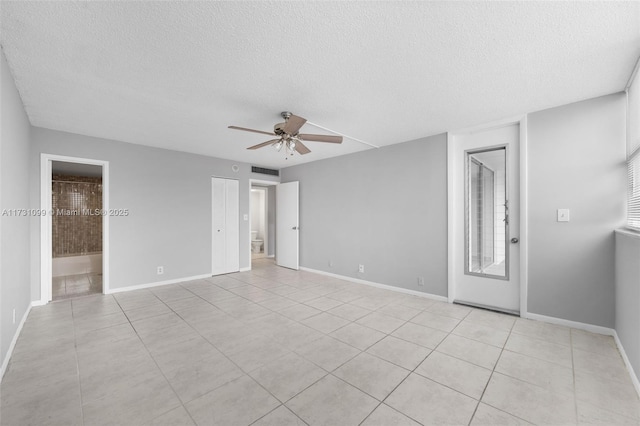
[
  {"x1": 276, "y1": 181, "x2": 299, "y2": 270},
  {"x1": 212, "y1": 177, "x2": 239, "y2": 275},
  {"x1": 450, "y1": 123, "x2": 520, "y2": 314}
]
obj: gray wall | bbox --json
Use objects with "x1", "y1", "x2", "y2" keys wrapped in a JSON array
[
  {"x1": 281, "y1": 134, "x2": 448, "y2": 297},
  {"x1": 1, "y1": 49, "x2": 32, "y2": 372},
  {"x1": 527, "y1": 93, "x2": 627, "y2": 328},
  {"x1": 29, "y1": 127, "x2": 278, "y2": 299},
  {"x1": 615, "y1": 231, "x2": 640, "y2": 379}
]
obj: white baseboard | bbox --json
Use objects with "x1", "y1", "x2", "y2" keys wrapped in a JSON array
[
  {"x1": 299, "y1": 266, "x2": 448, "y2": 303},
  {"x1": 525, "y1": 312, "x2": 615, "y2": 336},
  {"x1": 1, "y1": 302, "x2": 33, "y2": 382},
  {"x1": 105, "y1": 273, "x2": 211, "y2": 294},
  {"x1": 239, "y1": 267, "x2": 251, "y2": 272}
]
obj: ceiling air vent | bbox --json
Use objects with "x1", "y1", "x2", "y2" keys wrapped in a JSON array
[{"x1": 251, "y1": 166, "x2": 279, "y2": 177}]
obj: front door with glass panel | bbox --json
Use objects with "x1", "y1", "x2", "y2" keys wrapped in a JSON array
[{"x1": 450, "y1": 123, "x2": 520, "y2": 314}]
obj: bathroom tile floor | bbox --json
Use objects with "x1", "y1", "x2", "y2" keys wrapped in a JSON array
[
  {"x1": 52, "y1": 273, "x2": 102, "y2": 300},
  {"x1": 2, "y1": 258, "x2": 638, "y2": 425}
]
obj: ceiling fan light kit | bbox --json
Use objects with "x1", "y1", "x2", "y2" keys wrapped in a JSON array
[{"x1": 228, "y1": 111, "x2": 343, "y2": 158}]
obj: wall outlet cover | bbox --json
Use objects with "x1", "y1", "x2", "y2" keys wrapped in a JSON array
[
  {"x1": 157, "y1": 266, "x2": 164, "y2": 275},
  {"x1": 358, "y1": 264, "x2": 365, "y2": 273},
  {"x1": 557, "y1": 209, "x2": 570, "y2": 222}
]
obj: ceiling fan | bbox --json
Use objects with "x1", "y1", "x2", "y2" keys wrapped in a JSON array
[{"x1": 228, "y1": 111, "x2": 343, "y2": 157}]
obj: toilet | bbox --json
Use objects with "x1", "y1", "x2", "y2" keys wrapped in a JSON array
[{"x1": 251, "y1": 231, "x2": 263, "y2": 253}]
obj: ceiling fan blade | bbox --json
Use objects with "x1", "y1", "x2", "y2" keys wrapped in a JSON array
[
  {"x1": 229, "y1": 126, "x2": 276, "y2": 137},
  {"x1": 283, "y1": 114, "x2": 307, "y2": 135},
  {"x1": 294, "y1": 140, "x2": 311, "y2": 155},
  {"x1": 247, "y1": 139, "x2": 280, "y2": 150},
  {"x1": 298, "y1": 134, "x2": 343, "y2": 144}
]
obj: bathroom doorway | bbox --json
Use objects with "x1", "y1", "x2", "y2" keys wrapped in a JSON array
[
  {"x1": 250, "y1": 184, "x2": 276, "y2": 266},
  {"x1": 51, "y1": 161, "x2": 103, "y2": 300},
  {"x1": 40, "y1": 154, "x2": 110, "y2": 304}
]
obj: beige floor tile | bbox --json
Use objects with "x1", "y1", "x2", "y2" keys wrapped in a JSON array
[
  {"x1": 505, "y1": 332, "x2": 573, "y2": 368},
  {"x1": 410, "y1": 310, "x2": 461, "y2": 332},
  {"x1": 330, "y1": 322, "x2": 386, "y2": 350},
  {"x1": 185, "y1": 375, "x2": 280, "y2": 425},
  {"x1": 303, "y1": 296, "x2": 344, "y2": 311},
  {"x1": 495, "y1": 349, "x2": 574, "y2": 395},
  {"x1": 482, "y1": 373, "x2": 577, "y2": 425},
  {"x1": 416, "y1": 351, "x2": 492, "y2": 399},
  {"x1": 366, "y1": 335, "x2": 431, "y2": 370},
  {"x1": 82, "y1": 373, "x2": 182, "y2": 426},
  {"x1": 437, "y1": 334, "x2": 502, "y2": 369},
  {"x1": 573, "y1": 347, "x2": 631, "y2": 385},
  {"x1": 295, "y1": 335, "x2": 361, "y2": 371},
  {"x1": 361, "y1": 403, "x2": 421, "y2": 425},
  {"x1": 5, "y1": 260, "x2": 638, "y2": 426},
  {"x1": 375, "y1": 303, "x2": 421, "y2": 321},
  {"x1": 425, "y1": 301, "x2": 473, "y2": 319},
  {"x1": 327, "y1": 303, "x2": 372, "y2": 321},
  {"x1": 465, "y1": 309, "x2": 516, "y2": 331},
  {"x1": 391, "y1": 322, "x2": 448, "y2": 349},
  {"x1": 572, "y1": 329, "x2": 621, "y2": 358},
  {"x1": 577, "y1": 399, "x2": 640, "y2": 425},
  {"x1": 511, "y1": 318, "x2": 571, "y2": 346},
  {"x1": 144, "y1": 405, "x2": 196, "y2": 426},
  {"x1": 252, "y1": 405, "x2": 307, "y2": 426},
  {"x1": 249, "y1": 352, "x2": 327, "y2": 402},
  {"x1": 286, "y1": 375, "x2": 378, "y2": 426},
  {"x1": 302, "y1": 312, "x2": 350, "y2": 334},
  {"x1": 334, "y1": 352, "x2": 410, "y2": 400},
  {"x1": 386, "y1": 373, "x2": 477, "y2": 425},
  {"x1": 279, "y1": 303, "x2": 322, "y2": 321},
  {"x1": 356, "y1": 311, "x2": 406, "y2": 334},
  {"x1": 164, "y1": 355, "x2": 244, "y2": 403},
  {"x1": 471, "y1": 403, "x2": 532, "y2": 425},
  {"x1": 575, "y1": 370, "x2": 640, "y2": 420},
  {"x1": 454, "y1": 320, "x2": 510, "y2": 347}
]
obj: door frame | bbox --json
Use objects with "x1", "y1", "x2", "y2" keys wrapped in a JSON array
[
  {"x1": 447, "y1": 115, "x2": 528, "y2": 317},
  {"x1": 40, "y1": 154, "x2": 110, "y2": 304},
  {"x1": 248, "y1": 179, "x2": 278, "y2": 270}
]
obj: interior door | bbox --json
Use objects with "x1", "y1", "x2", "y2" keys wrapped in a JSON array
[
  {"x1": 212, "y1": 177, "x2": 239, "y2": 275},
  {"x1": 450, "y1": 123, "x2": 520, "y2": 314},
  {"x1": 276, "y1": 181, "x2": 299, "y2": 270}
]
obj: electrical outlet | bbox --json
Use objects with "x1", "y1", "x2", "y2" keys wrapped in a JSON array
[
  {"x1": 418, "y1": 277, "x2": 425, "y2": 286},
  {"x1": 157, "y1": 266, "x2": 164, "y2": 275},
  {"x1": 12, "y1": 309, "x2": 15, "y2": 324},
  {"x1": 358, "y1": 264, "x2": 365, "y2": 273}
]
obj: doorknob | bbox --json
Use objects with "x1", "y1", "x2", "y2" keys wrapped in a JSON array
[
  {"x1": 292, "y1": 226, "x2": 299, "y2": 230},
  {"x1": 510, "y1": 237, "x2": 519, "y2": 244}
]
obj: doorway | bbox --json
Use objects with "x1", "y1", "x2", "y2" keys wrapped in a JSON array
[
  {"x1": 51, "y1": 161, "x2": 103, "y2": 300},
  {"x1": 40, "y1": 154, "x2": 110, "y2": 304},
  {"x1": 448, "y1": 119, "x2": 527, "y2": 315},
  {"x1": 250, "y1": 186, "x2": 269, "y2": 261}
]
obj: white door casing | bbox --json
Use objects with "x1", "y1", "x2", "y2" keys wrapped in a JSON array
[
  {"x1": 276, "y1": 181, "x2": 299, "y2": 270},
  {"x1": 449, "y1": 123, "x2": 521, "y2": 314}
]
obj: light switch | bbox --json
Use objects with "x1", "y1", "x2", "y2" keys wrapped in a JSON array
[
  {"x1": 243, "y1": 214, "x2": 248, "y2": 221},
  {"x1": 557, "y1": 209, "x2": 570, "y2": 222}
]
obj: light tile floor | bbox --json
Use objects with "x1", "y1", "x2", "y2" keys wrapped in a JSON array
[
  {"x1": 53, "y1": 273, "x2": 102, "y2": 300},
  {"x1": 2, "y1": 258, "x2": 638, "y2": 425}
]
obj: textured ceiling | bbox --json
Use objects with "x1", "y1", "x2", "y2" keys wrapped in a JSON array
[{"x1": 1, "y1": 1, "x2": 639, "y2": 169}]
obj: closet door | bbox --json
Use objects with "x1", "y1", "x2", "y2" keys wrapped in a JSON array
[{"x1": 212, "y1": 177, "x2": 239, "y2": 275}]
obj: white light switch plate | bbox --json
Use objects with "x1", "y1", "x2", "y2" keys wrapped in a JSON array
[
  {"x1": 243, "y1": 214, "x2": 249, "y2": 221},
  {"x1": 557, "y1": 209, "x2": 570, "y2": 222}
]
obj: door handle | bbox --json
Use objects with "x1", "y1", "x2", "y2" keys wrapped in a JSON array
[
  {"x1": 510, "y1": 237, "x2": 519, "y2": 244},
  {"x1": 292, "y1": 226, "x2": 299, "y2": 230}
]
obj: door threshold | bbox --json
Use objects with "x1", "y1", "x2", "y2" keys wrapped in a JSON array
[{"x1": 453, "y1": 300, "x2": 519, "y2": 317}]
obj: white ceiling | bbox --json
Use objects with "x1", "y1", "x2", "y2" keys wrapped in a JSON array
[{"x1": 1, "y1": 1, "x2": 639, "y2": 169}]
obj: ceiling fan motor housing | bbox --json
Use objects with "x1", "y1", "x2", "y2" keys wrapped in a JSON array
[{"x1": 274, "y1": 122, "x2": 287, "y2": 135}]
